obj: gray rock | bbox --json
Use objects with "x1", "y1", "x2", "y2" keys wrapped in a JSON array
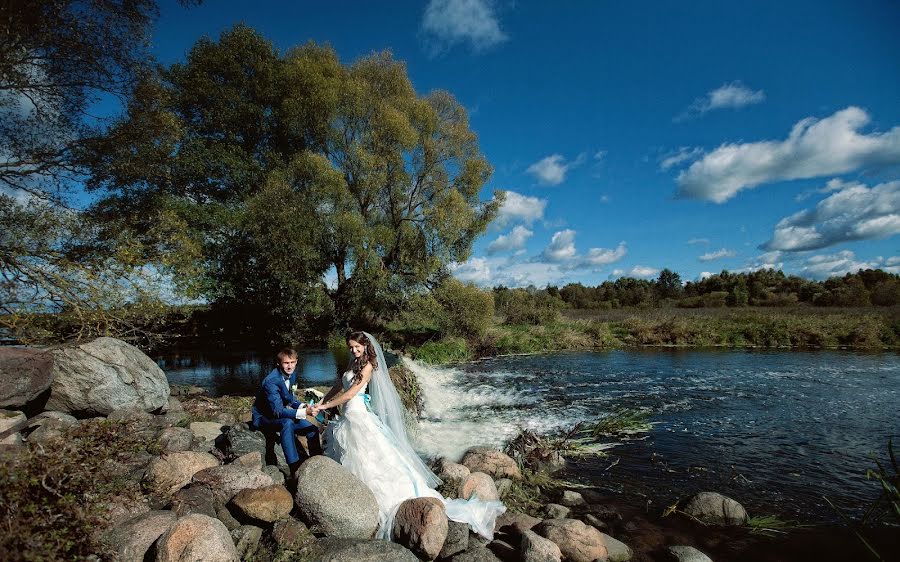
[
  {"x1": 269, "y1": 518, "x2": 316, "y2": 551},
  {"x1": 102, "y1": 510, "x2": 176, "y2": 562},
  {"x1": 230, "y1": 525, "x2": 263, "y2": 560},
  {"x1": 559, "y1": 490, "x2": 586, "y2": 507},
  {"x1": 521, "y1": 529, "x2": 562, "y2": 562},
  {"x1": 0, "y1": 347, "x2": 53, "y2": 410},
  {"x1": 495, "y1": 478, "x2": 513, "y2": 497},
  {"x1": 294, "y1": 455, "x2": 379, "y2": 538},
  {"x1": 495, "y1": 511, "x2": 541, "y2": 536},
  {"x1": 544, "y1": 503, "x2": 570, "y2": 519},
  {"x1": 0, "y1": 409, "x2": 26, "y2": 445},
  {"x1": 216, "y1": 504, "x2": 242, "y2": 531},
  {"x1": 170, "y1": 486, "x2": 217, "y2": 518},
  {"x1": 317, "y1": 537, "x2": 418, "y2": 561},
  {"x1": 190, "y1": 421, "x2": 225, "y2": 443},
  {"x1": 162, "y1": 397, "x2": 188, "y2": 426},
  {"x1": 439, "y1": 520, "x2": 470, "y2": 559},
  {"x1": 263, "y1": 464, "x2": 286, "y2": 486},
  {"x1": 218, "y1": 422, "x2": 288, "y2": 468},
  {"x1": 666, "y1": 545, "x2": 714, "y2": 562},
  {"x1": 108, "y1": 407, "x2": 156, "y2": 424},
  {"x1": 157, "y1": 426, "x2": 194, "y2": 452},
  {"x1": 190, "y1": 463, "x2": 274, "y2": 506},
  {"x1": 143, "y1": 451, "x2": 220, "y2": 497},
  {"x1": 601, "y1": 532, "x2": 633, "y2": 561},
  {"x1": 447, "y1": 546, "x2": 502, "y2": 562},
  {"x1": 581, "y1": 513, "x2": 608, "y2": 532},
  {"x1": 154, "y1": 513, "x2": 239, "y2": 562},
  {"x1": 682, "y1": 492, "x2": 748, "y2": 525},
  {"x1": 45, "y1": 338, "x2": 170, "y2": 416}
]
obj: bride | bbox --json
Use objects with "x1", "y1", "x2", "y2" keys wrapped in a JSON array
[{"x1": 310, "y1": 331, "x2": 505, "y2": 540}]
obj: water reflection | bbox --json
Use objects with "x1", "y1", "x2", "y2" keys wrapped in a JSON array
[{"x1": 156, "y1": 347, "x2": 350, "y2": 396}]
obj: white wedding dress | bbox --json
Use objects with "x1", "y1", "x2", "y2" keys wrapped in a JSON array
[{"x1": 324, "y1": 369, "x2": 505, "y2": 540}]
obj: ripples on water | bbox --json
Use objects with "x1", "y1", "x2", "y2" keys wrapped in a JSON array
[{"x1": 407, "y1": 350, "x2": 900, "y2": 523}]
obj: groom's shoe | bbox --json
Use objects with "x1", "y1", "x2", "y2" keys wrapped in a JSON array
[{"x1": 288, "y1": 460, "x2": 303, "y2": 477}]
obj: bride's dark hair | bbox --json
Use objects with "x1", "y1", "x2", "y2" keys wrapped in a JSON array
[{"x1": 347, "y1": 331, "x2": 378, "y2": 385}]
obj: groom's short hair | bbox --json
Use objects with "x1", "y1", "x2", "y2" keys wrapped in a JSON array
[{"x1": 276, "y1": 347, "x2": 298, "y2": 362}]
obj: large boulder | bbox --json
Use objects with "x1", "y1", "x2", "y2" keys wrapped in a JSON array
[
  {"x1": 294, "y1": 456, "x2": 379, "y2": 538},
  {"x1": 317, "y1": 538, "x2": 418, "y2": 562},
  {"x1": 447, "y1": 546, "x2": 502, "y2": 561},
  {"x1": 269, "y1": 518, "x2": 317, "y2": 552},
  {"x1": 681, "y1": 492, "x2": 748, "y2": 526},
  {"x1": 44, "y1": 338, "x2": 169, "y2": 417},
  {"x1": 190, "y1": 464, "x2": 274, "y2": 505},
  {"x1": 521, "y1": 529, "x2": 562, "y2": 562},
  {"x1": 461, "y1": 447, "x2": 523, "y2": 481},
  {"x1": 143, "y1": 451, "x2": 219, "y2": 497},
  {"x1": 459, "y1": 472, "x2": 500, "y2": 501},
  {"x1": 535, "y1": 518, "x2": 608, "y2": 562},
  {"x1": 102, "y1": 510, "x2": 176, "y2": 562},
  {"x1": 392, "y1": 497, "x2": 449, "y2": 561},
  {"x1": 495, "y1": 511, "x2": 541, "y2": 536},
  {"x1": 0, "y1": 347, "x2": 53, "y2": 410},
  {"x1": 154, "y1": 513, "x2": 239, "y2": 562},
  {"x1": 229, "y1": 484, "x2": 294, "y2": 523}
]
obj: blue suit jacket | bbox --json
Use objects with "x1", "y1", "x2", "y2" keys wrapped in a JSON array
[{"x1": 251, "y1": 368, "x2": 303, "y2": 427}]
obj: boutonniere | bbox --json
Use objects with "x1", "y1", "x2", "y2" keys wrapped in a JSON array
[{"x1": 290, "y1": 383, "x2": 299, "y2": 395}]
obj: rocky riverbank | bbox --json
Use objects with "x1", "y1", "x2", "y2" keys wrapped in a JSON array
[{"x1": 1, "y1": 337, "x2": 896, "y2": 561}]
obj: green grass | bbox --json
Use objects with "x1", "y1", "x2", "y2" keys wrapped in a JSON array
[
  {"x1": 406, "y1": 336, "x2": 472, "y2": 364},
  {"x1": 747, "y1": 515, "x2": 805, "y2": 536}
]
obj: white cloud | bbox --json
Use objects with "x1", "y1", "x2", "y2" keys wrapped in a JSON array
[
  {"x1": 487, "y1": 225, "x2": 533, "y2": 254},
  {"x1": 698, "y1": 248, "x2": 737, "y2": 262},
  {"x1": 762, "y1": 179, "x2": 900, "y2": 251},
  {"x1": 698, "y1": 271, "x2": 714, "y2": 280},
  {"x1": 797, "y1": 250, "x2": 886, "y2": 280},
  {"x1": 583, "y1": 242, "x2": 627, "y2": 266},
  {"x1": 539, "y1": 230, "x2": 626, "y2": 269},
  {"x1": 630, "y1": 266, "x2": 659, "y2": 278},
  {"x1": 527, "y1": 154, "x2": 578, "y2": 185},
  {"x1": 676, "y1": 107, "x2": 900, "y2": 202},
  {"x1": 451, "y1": 256, "x2": 493, "y2": 285},
  {"x1": 594, "y1": 150, "x2": 607, "y2": 161},
  {"x1": 677, "y1": 81, "x2": 765, "y2": 121},
  {"x1": 494, "y1": 190, "x2": 547, "y2": 228},
  {"x1": 687, "y1": 237, "x2": 710, "y2": 246},
  {"x1": 421, "y1": 0, "x2": 507, "y2": 52},
  {"x1": 541, "y1": 229, "x2": 577, "y2": 262},
  {"x1": 660, "y1": 147, "x2": 704, "y2": 170}
]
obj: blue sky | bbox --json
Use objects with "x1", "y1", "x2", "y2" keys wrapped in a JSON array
[{"x1": 151, "y1": 0, "x2": 900, "y2": 287}]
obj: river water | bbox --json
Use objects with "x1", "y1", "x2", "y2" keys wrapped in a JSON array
[{"x1": 157, "y1": 348, "x2": 900, "y2": 523}]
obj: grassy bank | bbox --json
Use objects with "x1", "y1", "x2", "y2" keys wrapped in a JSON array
[{"x1": 401, "y1": 306, "x2": 900, "y2": 363}]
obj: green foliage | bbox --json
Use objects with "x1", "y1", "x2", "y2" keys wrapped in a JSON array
[
  {"x1": 407, "y1": 336, "x2": 472, "y2": 364},
  {"x1": 0, "y1": 419, "x2": 158, "y2": 561},
  {"x1": 433, "y1": 279, "x2": 495, "y2": 339},
  {"x1": 581, "y1": 409, "x2": 652, "y2": 438},
  {"x1": 495, "y1": 287, "x2": 565, "y2": 325},
  {"x1": 86, "y1": 27, "x2": 500, "y2": 336},
  {"x1": 746, "y1": 515, "x2": 805, "y2": 536},
  {"x1": 388, "y1": 363, "x2": 423, "y2": 416}
]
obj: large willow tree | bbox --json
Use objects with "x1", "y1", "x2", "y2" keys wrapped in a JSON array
[{"x1": 85, "y1": 25, "x2": 500, "y2": 337}]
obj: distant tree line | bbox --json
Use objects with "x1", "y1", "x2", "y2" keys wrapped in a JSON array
[{"x1": 491, "y1": 268, "x2": 900, "y2": 322}]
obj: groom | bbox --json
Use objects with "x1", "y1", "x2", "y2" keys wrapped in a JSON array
[{"x1": 251, "y1": 347, "x2": 323, "y2": 474}]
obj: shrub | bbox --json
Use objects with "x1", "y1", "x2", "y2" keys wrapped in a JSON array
[
  {"x1": 433, "y1": 279, "x2": 494, "y2": 339},
  {"x1": 408, "y1": 336, "x2": 472, "y2": 364}
]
